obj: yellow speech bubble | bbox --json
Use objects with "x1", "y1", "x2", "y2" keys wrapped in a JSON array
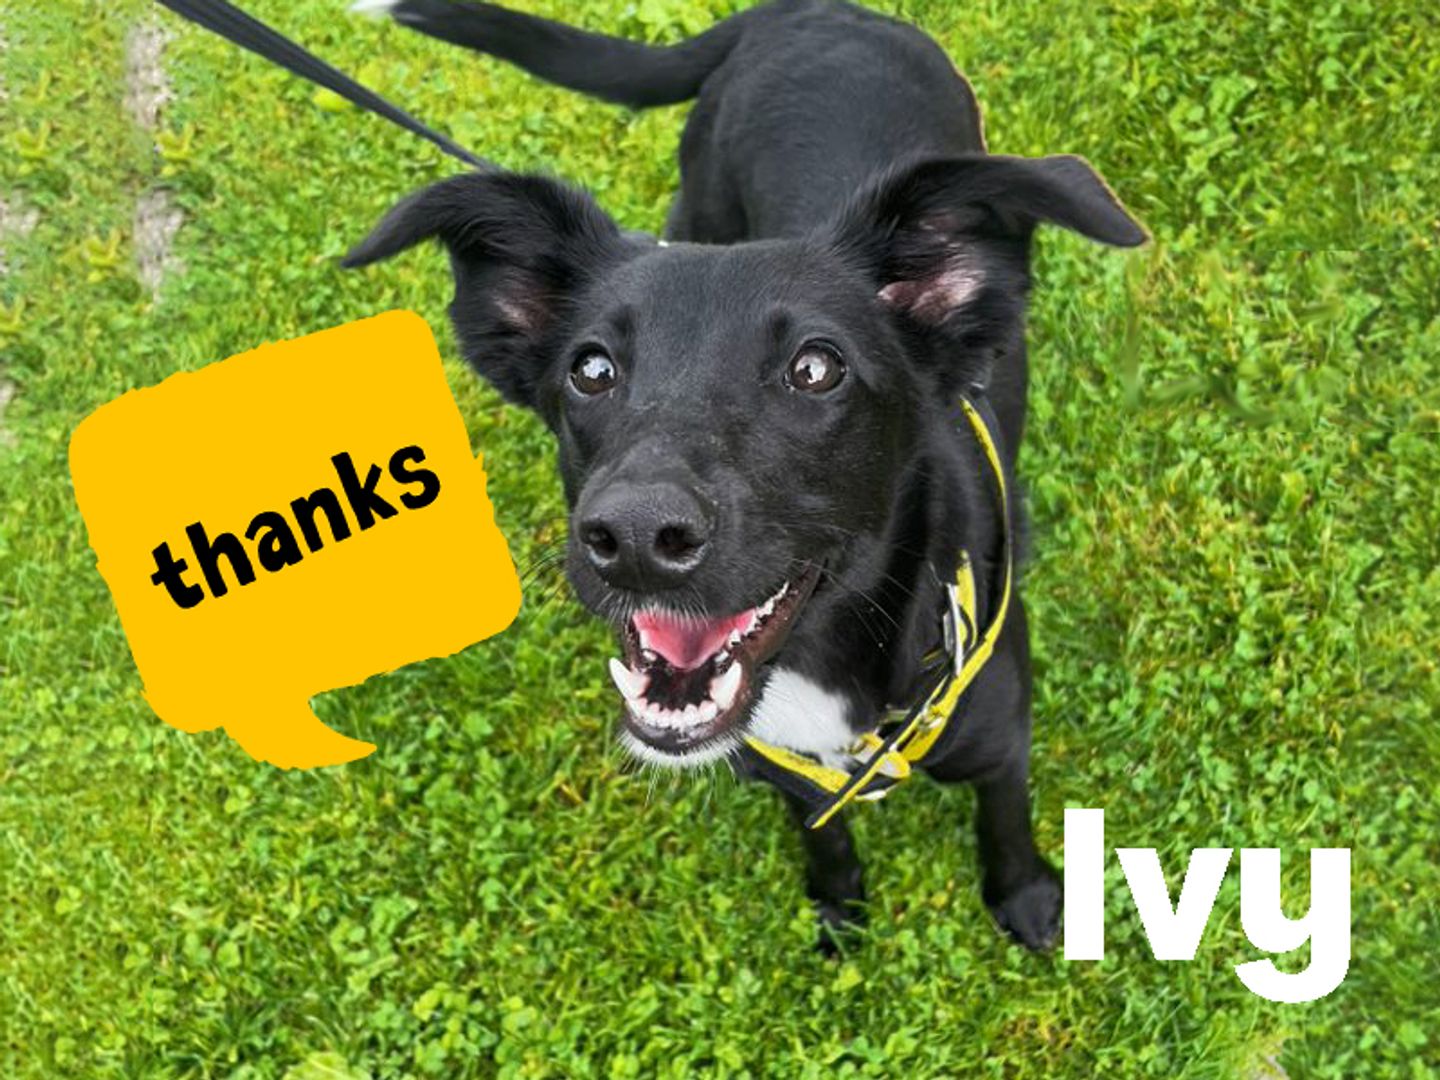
[{"x1": 70, "y1": 310, "x2": 521, "y2": 768}]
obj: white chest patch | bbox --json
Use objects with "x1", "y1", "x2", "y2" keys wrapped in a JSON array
[{"x1": 748, "y1": 669, "x2": 857, "y2": 771}]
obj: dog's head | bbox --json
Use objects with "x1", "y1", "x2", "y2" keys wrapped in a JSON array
[{"x1": 345, "y1": 155, "x2": 1143, "y2": 765}]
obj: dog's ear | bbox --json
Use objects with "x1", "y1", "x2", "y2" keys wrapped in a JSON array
[
  {"x1": 344, "y1": 171, "x2": 628, "y2": 409},
  {"x1": 830, "y1": 154, "x2": 1144, "y2": 372}
]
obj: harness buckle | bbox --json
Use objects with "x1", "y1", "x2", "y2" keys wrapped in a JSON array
[
  {"x1": 876, "y1": 752, "x2": 911, "y2": 780},
  {"x1": 942, "y1": 582, "x2": 966, "y2": 678},
  {"x1": 847, "y1": 734, "x2": 911, "y2": 778}
]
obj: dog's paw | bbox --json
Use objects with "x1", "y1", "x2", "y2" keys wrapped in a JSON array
[
  {"x1": 813, "y1": 899, "x2": 867, "y2": 958},
  {"x1": 985, "y1": 863, "x2": 1062, "y2": 951}
]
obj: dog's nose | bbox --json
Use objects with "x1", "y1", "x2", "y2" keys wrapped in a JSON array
[{"x1": 578, "y1": 482, "x2": 712, "y2": 590}]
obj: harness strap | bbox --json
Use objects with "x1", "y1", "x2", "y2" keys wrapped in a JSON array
[
  {"x1": 155, "y1": 0, "x2": 493, "y2": 170},
  {"x1": 740, "y1": 390, "x2": 1014, "y2": 829}
]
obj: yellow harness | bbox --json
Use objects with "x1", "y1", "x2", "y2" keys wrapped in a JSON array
[{"x1": 740, "y1": 393, "x2": 1013, "y2": 829}]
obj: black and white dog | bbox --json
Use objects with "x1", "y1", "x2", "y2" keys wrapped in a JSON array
[{"x1": 345, "y1": 0, "x2": 1144, "y2": 951}]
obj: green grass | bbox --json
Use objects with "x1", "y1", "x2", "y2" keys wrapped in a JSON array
[{"x1": 2, "y1": 0, "x2": 1437, "y2": 1075}]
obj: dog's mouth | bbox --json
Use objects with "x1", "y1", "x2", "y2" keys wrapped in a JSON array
[{"x1": 609, "y1": 564, "x2": 822, "y2": 763}]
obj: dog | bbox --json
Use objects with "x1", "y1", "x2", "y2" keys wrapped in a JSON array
[{"x1": 344, "y1": 0, "x2": 1145, "y2": 952}]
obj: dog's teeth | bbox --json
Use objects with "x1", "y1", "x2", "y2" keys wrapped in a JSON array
[
  {"x1": 608, "y1": 658, "x2": 649, "y2": 701},
  {"x1": 727, "y1": 630, "x2": 742, "y2": 647},
  {"x1": 638, "y1": 628, "x2": 654, "y2": 654},
  {"x1": 711, "y1": 663, "x2": 743, "y2": 710},
  {"x1": 682, "y1": 703, "x2": 700, "y2": 726},
  {"x1": 699, "y1": 700, "x2": 719, "y2": 722}
]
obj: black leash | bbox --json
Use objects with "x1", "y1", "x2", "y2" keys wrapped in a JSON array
[{"x1": 155, "y1": 0, "x2": 492, "y2": 170}]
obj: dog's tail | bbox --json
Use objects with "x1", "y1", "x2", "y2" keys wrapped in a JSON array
[{"x1": 354, "y1": 0, "x2": 768, "y2": 109}]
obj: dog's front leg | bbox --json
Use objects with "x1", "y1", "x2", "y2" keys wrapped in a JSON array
[
  {"x1": 974, "y1": 757, "x2": 1062, "y2": 950},
  {"x1": 782, "y1": 791, "x2": 866, "y2": 955}
]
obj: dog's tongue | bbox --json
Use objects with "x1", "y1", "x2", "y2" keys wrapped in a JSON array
[{"x1": 633, "y1": 609, "x2": 753, "y2": 670}]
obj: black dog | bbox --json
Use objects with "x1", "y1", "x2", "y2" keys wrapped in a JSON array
[{"x1": 345, "y1": 0, "x2": 1144, "y2": 951}]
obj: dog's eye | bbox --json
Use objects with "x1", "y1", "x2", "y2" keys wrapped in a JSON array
[
  {"x1": 570, "y1": 350, "x2": 618, "y2": 395},
  {"x1": 786, "y1": 343, "x2": 845, "y2": 393}
]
